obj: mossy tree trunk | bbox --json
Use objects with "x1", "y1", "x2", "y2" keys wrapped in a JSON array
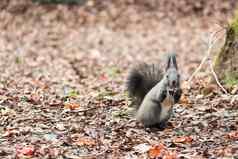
[{"x1": 214, "y1": 12, "x2": 238, "y2": 86}]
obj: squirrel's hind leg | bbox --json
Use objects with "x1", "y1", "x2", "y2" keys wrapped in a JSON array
[
  {"x1": 143, "y1": 122, "x2": 168, "y2": 132},
  {"x1": 155, "y1": 122, "x2": 168, "y2": 130}
]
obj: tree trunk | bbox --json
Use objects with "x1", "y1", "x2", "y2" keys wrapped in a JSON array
[{"x1": 214, "y1": 12, "x2": 238, "y2": 86}]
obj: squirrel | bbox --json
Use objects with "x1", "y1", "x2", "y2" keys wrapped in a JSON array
[{"x1": 126, "y1": 53, "x2": 182, "y2": 128}]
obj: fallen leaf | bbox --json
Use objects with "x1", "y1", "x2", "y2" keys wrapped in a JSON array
[
  {"x1": 28, "y1": 93, "x2": 41, "y2": 105},
  {"x1": 0, "y1": 107, "x2": 16, "y2": 116},
  {"x1": 201, "y1": 84, "x2": 217, "y2": 96},
  {"x1": 148, "y1": 144, "x2": 165, "y2": 158},
  {"x1": 215, "y1": 146, "x2": 234, "y2": 157},
  {"x1": 173, "y1": 136, "x2": 193, "y2": 144},
  {"x1": 178, "y1": 94, "x2": 190, "y2": 106},
  {"x1": 2, "y1": 129, "x2": 19, "y2": 137},
  {"x1": 163, "y1": 151, "x2": 177, "y2": 159},
  {"x1": 16, "y1": 145, "x2": 35, "y2": 157},
  {"x1": 226, "y1": 131, "x2": 238, "y2": 140},
  {"x1": 133, "y1": 143, "x2": 151, "y2": 153},
  {"x1": 64, "y1": 103, "x2": 80, "y2": 110},
  {"x1": 75, "y1": 137, "x2": 96, "y2": 146},
  {"x1": 32, "y1": 79, "x2": 49, "y2": 89},
  {"x1": 56, "y1": 123, "x2": 66, "y2": 131},
  {"x1": 49, "y1": 100, "x2": 62, "y2": 107}
]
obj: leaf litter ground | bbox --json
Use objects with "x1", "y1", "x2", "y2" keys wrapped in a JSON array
[{"x1": 0, "y1": 1, "x2": 237, "y2": 158}]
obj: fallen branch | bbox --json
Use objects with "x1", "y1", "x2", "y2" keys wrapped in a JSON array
[
  {"x1": 187, "y1": 28, "x2": 224, "y2": 84},
  {"x1": 208, "y1": 59, "x2": 228, "y2": 94},
  {"x1": 187, "y1": 27, "x2": 230, "y2": 94}
]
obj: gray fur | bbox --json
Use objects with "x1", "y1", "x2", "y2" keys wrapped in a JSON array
[
  {"x1": 126, "y1": 54, "x2": 182, "y2": 128},
  {"x1": 126, "y1": 63, "x2": 163, "y2": 108}
]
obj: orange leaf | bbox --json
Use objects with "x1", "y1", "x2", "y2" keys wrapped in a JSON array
[
  {"x1": 178, "y1": 94, "x2": 189, "y2": 106},
  {"x1": 148, "y1": 144, "x2": 165, "y2": 158},
  {"x1": 174, "y1": 136, "x2": 193, "y2": 144},
  {"x1": 76, "y1": 137, "x2": 96, "y2": 146},
  {"x1": 64, "y1": 103, "x2": 80, "y2": 110}
]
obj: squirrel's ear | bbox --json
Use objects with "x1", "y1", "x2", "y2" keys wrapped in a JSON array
[
  {"x1": 165, "y1": 53, "x2": 178, "y2": 70},
  {"x1": 170, "y1": 53, "x2": 178, "y2": 69},
  {"x1": 165, "y1": 55, "x2": 171, "y2": 70}
]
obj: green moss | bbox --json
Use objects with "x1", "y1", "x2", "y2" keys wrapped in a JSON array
[
  {"x1": 213, "y1": 46, "x2": 224, "y2": 68},
  {"x1": 231, "y1": 11, "x2": 238, "y2": 36},
  {"x1": 223, "y1": 73, "x2": 238, "y2": 87}
]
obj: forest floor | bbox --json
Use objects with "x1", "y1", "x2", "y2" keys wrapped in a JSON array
[{"x1": 0, "y1": 1, "x2": 238, "y2": 158}]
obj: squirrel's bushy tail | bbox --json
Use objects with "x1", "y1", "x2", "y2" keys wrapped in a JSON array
[{"x1": 126, "y1": 63, "x2": 163, "y2": 106}]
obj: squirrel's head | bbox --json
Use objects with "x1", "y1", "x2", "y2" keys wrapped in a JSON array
[
  {"x1": 165, "y1": 68, "x2": 180, "y2": 87},
  {"x1": 164, "y1": 53, "x2": 180, "y2": 96}
]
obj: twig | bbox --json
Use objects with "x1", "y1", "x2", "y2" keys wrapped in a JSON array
[
  {"x1": 187, "y1": 28, "x2": 224, "y2": 84},
  {"x1": 208, "y1": 59, "x2": 228, "y2": 94},
  {"x1": 60, "y1": 107, "x2": 97, "y2": 116},
  {"x1": 187, "y1": 47, "x2": 211, "y2": 83}
]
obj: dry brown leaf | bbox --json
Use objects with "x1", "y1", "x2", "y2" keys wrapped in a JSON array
[
  {"x1": 163, "y1": 151, "x2": 177, "y2": 159},
  {"x1": 173, "y1": 136, "x2": 193, "y2": 144},
  {"x1": 215, "y1": 146, "x2": 234, "y2": 157},
  {"x1": 179, "y1": 94, "x2": 190, "y2": 106},
  {"x1": 2, "y1": 129, "x2": 19, "y2": 137},
  {"x1": 28, "y1": 93, "x2": 41, "y2": 105},
  {"x1": 64, "y1": 103, "x2": 80, "y2": 110},
  {"x1": 32, "y1": 79, "x2": 49, "y2": 90},
  {"x1": 201, "y1": 84, "x2": 217, "y2": 96},
  {"x1": 226, "y1": 131, "x2": 238, "y2": 140},
  {"x1": 76, "y1": 137, "x2": 96, "y2": 146}
]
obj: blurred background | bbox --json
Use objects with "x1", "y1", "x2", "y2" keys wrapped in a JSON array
[
  {"x1": 1, "y1": 1, "x2": 237, "y2": 78},
  {"x1": 1, "y1": 0, "x2": 238, "y2": 108},
  {"x1": 0, "y1": 1, "x2": 238, "y2": 158}
]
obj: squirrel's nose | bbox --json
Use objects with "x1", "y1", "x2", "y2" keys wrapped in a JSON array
[{"x1": 172, "y1": 80, "x2": 176, "y2": 86}]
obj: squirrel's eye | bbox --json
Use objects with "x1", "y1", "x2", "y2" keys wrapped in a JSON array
[{"x1": 166, "y1": 75, "x2": 169, "y2": 78}]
